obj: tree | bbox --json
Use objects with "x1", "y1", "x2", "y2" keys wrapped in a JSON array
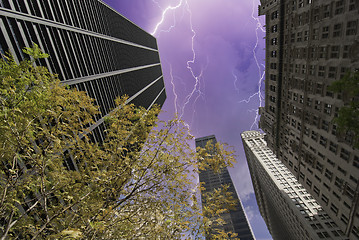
[
  {"x1": 0, "y1": 45, "x2": 238, "y2": 239},
  {"x1": 328, "y1": 71, "x2": 359, "y2": 148}
]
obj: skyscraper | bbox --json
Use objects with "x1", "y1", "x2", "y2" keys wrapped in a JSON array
[
  {"x1": 258, "y1": 0, "x2": 359, "y2": 238},
  {"x1": 196, "y1": 135, "x2": 255, "y2": 240},
  {"x1": 242, "y1": 130, "x2": 347, "y2": 240},
  {"x1": 0, "y1": 0, "x2": 166, "y2": 146}
]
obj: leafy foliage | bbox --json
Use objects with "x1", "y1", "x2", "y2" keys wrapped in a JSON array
[
  {"x1": 0, "y1": 45, "x2": 238, "y2": 239},
  {"x1": 328, "y1": 71, "x2": 359, "y2": 148}
]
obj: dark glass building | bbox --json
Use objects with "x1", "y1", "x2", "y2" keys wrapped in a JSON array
[
  {"x1": 0, "y1": 0, "x2": 166, "y2": 145},
  {"x1": 196, "y1": 135, "x2": 255, "y2": 240}
]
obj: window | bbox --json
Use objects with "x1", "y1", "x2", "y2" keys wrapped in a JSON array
[
  {"x1": 271, "y1": 25, "x2": 277, "y2": 33},
  {"x1": 330, "y1": 46, "x2": 340, "y2": 58},
  {"x1": 313, "y1": 8, "x2": 320, "y2": 21},
  {"x1": 271, "y1": 51, "x2": 277, "y2": 57},
  {"x1": 317, "y1": 231, "x2": 330, "y2": 238},
  {"x1": 338, "y1": 166, "x2": 347, "y2": 176},
  {"x1": 329, "y1": 142, "x2": 337, "y2": 153},
  {"x1": 312, "y1": 28, "x2": 318, "y2": 40},
  {"x1": 321, "y1": 120, "x2": 329, "y2": 131},
  {"x1": 350, "y1": 175, "x2": 358, "y2": 184},
  {"x1": 297, "y1": 32, "x2": 302, "y2": 42},
  {"x1": 311, "y1": 223, "x2": 324, "y2": 230},
  {"x1": 354, "y1": 156, "x2": 359, "y2": 169},
  {"x1": 307, "y1": 97, "x2": 312, "y2": 107},
  {"x1": 349, "y1": 0, "x2": 356, "y2": 11},
  {"x1": 352, "y1": 226, "x2": 359, "y2": 239},
  {"x1": 330, "y1": 203, "x2": 338, "y2": 215},
  {"x1": 301, "y1": 65, "x2": 306, "y2": 74},
  {"x1": 344, "y1": 185, "x2": 355, "y2": 199},
  {"x1": 323, "y1": 5, "x2": 331, "y2": 18},
  {"x1": 324, "y1": 104, "x2": 332, "y2": 115},
  {"x1": 304, "y1": 30, "x2": 309, "y2": 41},
  {"x1": 343, "y1": 45, "x2": 350, "y2": 58},
  {"x1": 306, "y1": 178, "x2": 312, "y2": 187},
  {"x1": 270, "y1": 96, "x2": 276, "y2": 103},
  {"x1": 311, "y1": 131, "x2": 318, "y2": 141},
  {"x1": 334, "y1": 0, "x2": 345, "y2": 15},
  {"x1": 333, "y1": 191, "x2": 341, "y2": 200},
  {"x1": 271, "y1": 11, "x2": 278, "y2": 19},
  {"x1": 341, "y1": 214, "x2": 349, "y2": 225},
  {"x1": 333, "y1": 23, "x2": 342, "y2": 37},
  {"x1": 316, "y1": 83, "x2": 323, "y2": 94},
  {"x1": 270, "y1": 62, "x2": 277, "y2": 69},
  {"x1": 270, "y1": 85, "x2": 276, "y2": 92},
  {"x1": 340, "y1": 148, "x2": 350, "y2": 161},
  {"x1": 318, "y1": 66, "x2": 325, "y2": 77},
  {"x1": 270, "y1": 74, "x2": 277, "y2": 81},
  {"x1": 346, "y1": 20, "x2": 357, "y2": 36},
  {"x1": 334, "y1": 177, "x2": 343, "y2": 188},
  {"x1": 271, "y1": 38, "x2": 277, "y2": 45},
  {"x1": 319, "y1": 47, "x2": 327, "y2": 58},
  {"x1": 332, "y1": 124, "x2": 337, "y2": 135},
  {"x1": 321, "y1": 194, "x2": 329, "y2": 205},
  {"x1": 315, "y1": 100, "x2": 321, "y2": 111},
  {"x1": 269, "y1": 105, "x2": 275, "y2": 113},
  {"x1": 327, "y1": 159, "x2": 335, "y2": 167},
  {"x1": 319, "y1": 136, "x2": 327, "y2": 147},
  {"x1": 309, "y1": 65, "x2": 316, "y2": 75},
  {"x1": 322, "y1": 26, "x2": 329, "y2": 39}
]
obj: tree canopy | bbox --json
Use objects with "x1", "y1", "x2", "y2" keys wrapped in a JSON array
[
  {"x1": 0, "y1": 45, "x2": 238, "y2": 239},
  {"x1": 328, "y1": 71, "x2": 359, "y2": 148}
]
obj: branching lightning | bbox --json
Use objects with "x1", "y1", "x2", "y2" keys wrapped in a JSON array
[
  {"x1": 236, "y1": 0, "x2": 265, "y2": 130},
  {"x1": 151, "y1": 0, "x2": 184, "y2": 36},
  {"x1": 152, "y1": 0, "x2": 265, "y2": 132},
  {"x1": 169, "y1": 64, "x2": 178, "y2": 115},
  {"x1": 152, "y1": 0, "x2": 206, "y2": 129}
]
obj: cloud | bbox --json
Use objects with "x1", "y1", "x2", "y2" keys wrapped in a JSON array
[{"x1": 244, "y1": 205, "x2": 255, "y2": 222}]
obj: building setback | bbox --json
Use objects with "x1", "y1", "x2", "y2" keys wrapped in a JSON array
[
  {"x1": 242, "y1": 130, "x2": 348, "y2": 240},
  {"x1": 0, "y1": 0, "x2": 166, "y2": 146},
  {"x1": 258, "y1": 0, "x2": 359, "y2": 238},
  {"x1": 196, "y1": 135, "x2": 255, "y2": 240}
]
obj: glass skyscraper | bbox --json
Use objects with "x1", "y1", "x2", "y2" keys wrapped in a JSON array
[
  {"x1": 196, "y1": 135, "x2": 255, "y2": 240},
  {"x1": 0, "y1": 0, "x2": 166, "y2": 145}
]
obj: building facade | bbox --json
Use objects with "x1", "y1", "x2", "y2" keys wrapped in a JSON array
[
  {"x1": 0, "y1": 0, "x2": 166, "y2": 145},
  {"x1": 196, "y1": 135, "x2": 255, "y2": 240},
  {"x1": 242, "y1": 130, "x2": 348, "y2": 240},
  {"x1": 258, "y1": 0, "x2": 359, "y2": 238}
]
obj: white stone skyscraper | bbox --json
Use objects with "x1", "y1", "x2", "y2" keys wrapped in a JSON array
[{"x1": 242, "y1": 130, "x2": 348, "y2": 240}]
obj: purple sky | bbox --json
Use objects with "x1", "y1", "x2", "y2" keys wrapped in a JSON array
[{"x1": 103, "y1": 0, "x2": 270, "y2": 239}]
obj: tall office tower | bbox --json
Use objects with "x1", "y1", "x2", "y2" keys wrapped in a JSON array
[
  {"x1": 0, "y1": 0, "x2": 166, "y2": 145},
  {"x1": 242, "y1": 131, "x2": 348, "y2": 240},
  {"x1": 242, "y1": 131, "x2": 347, "y2": 240},
  {"x1": 196, "y1": 135, "x2": 255, "y2": 240},
  {"x1": 258, "y1": 0, "x2": 359, "y2": 238}
]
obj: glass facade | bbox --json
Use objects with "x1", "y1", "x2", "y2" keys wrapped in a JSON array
[{"x1": 196, "y1": 135, "x2": 255, "y2": 240}]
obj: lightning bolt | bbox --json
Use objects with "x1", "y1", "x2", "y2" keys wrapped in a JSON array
[
  {"x1": 151, "y1": 0, "x2": 206, "y2": 130},
  {"x1": 151, "y1": 0, "x2": 184, "y2": 36},
  {"x1": 236, "y1": 0, "x2": 265, "y2": 130},
  {"x1": 169, "y1": 64, "x2": 178, "y2": 115}
]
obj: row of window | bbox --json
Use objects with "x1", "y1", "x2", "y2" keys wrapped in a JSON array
[
  {"x1": 0, "y1": 0, "x2": 157, "y2": 49},
  {"x1": 0, "y1": 16, "x2": 160, "y2": 81},
  {"x1": 285, "y1": 0, "x2": 357, "y2": 19}
]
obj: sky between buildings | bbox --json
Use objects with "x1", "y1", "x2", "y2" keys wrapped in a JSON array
[{"x1": 102, "y1": 0, "x2": 271, "y2": 239}]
